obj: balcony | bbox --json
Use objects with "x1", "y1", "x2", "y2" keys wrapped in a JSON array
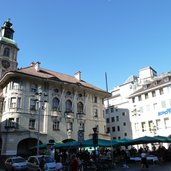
[
  {"x1": 51, "y1": 110, "x2": 62, "y2": 120},
  {"x1": 4, "y1": 122, "x2": 18, "y2": 129},
  {"x1": 64, "y1": 111, "x2": 74, "y2": 122},
  {"x1": 77, "y1": 112, "x2": 86, "y2": 120}
]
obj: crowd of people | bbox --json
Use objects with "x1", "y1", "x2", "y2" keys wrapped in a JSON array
[{"x1": 37, "y1": 143, "x2": 171, "y2": 171}]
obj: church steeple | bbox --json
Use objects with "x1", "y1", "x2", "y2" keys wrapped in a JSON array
[
  {"x1": 0, "y1": 19, "x2": 19, "y2": 77},
  {"x1": 0, "y1": 19, "x2": 14, "y2": 39}
]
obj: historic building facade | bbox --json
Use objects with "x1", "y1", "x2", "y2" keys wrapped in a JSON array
[{"x1": 0, "y1": 20, "x2": 111, "y2": 156}]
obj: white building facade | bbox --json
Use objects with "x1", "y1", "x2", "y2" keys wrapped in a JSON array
[{"x1": 105, "y1": 66, "x2": 171, "y2": 147}]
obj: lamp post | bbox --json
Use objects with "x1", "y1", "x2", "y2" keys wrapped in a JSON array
[
  {"x1": 131, "y1": 108, "x2": 140, "y2": 138},
  {"x1": 35, "y1": 87, "x2": 47, "y2": 155},
  {"x1": 152, "y1": 123, "x2": 157, "y2": 136}
]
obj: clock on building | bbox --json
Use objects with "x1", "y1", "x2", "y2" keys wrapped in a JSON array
[{"x1": 1, "y1": 60, "x2": 10, "y2": 68}]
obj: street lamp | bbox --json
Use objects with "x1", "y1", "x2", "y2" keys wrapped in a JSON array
[
  {"x1": 131, "y1": 108, "x2": 141, "y2": 138},
  {"x1": 152, "y1": 123, "x2": 157, "y2": 136},
  {"x1": 35, "y1": 86, "x2": 47, "y2": 155}
]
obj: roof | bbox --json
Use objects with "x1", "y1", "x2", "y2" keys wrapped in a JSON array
[
  {"x1": 129, "y1": 75, "x2": 171, "y2": 98},
  {"x1": 0, "y1": 37, "x2": 18, "y2": 47},
  {"x1": 0, "y1": 63, "x2": 111, "y2": 97}
]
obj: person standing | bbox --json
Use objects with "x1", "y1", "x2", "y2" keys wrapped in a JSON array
[
  {"x1": 70, "y1": 154, "x2": 79, "y2": 171},
  {"x1": 39, "y1": 155, "x2": 46, "y2": 171},
  {"x1": 56, "y1": 156, "x2": 63, "y2": 171},
  {"x1": 141, "y1": 151, "x2": 148, "y2": 168}
]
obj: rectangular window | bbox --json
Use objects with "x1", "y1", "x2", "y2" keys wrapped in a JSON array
[
  {"x1": 145, "y1": 93, "x2": 149, "y2": 99},
  {"x1": 164, "y1": 118, "x2": 169, "y2": 129},
  {"x1": 106, "y1": 118, "x2": 110, "y2": 123},
  {"x1": 116, "y1": 116, "x2": 119, "y2": 122},
  {"x1": 152, "y1": 91, "x2": 156, "y2": 97},
  {"x1": 161, "y1": 101, "x2": 166, "y2": 108},
  {"x1": 122, "y1": 112, "x2": 126, "y2": 116},
  {"x1": 156, "y1": 119, "x2": 161, "y2": 129},
  {"x1": 159, "y1": 88, "x2": 164, "y2": 95},
  {"x1": 17, "y1": 97, "x2": 22, "y2": 109},
  {"x1": 94, "y1": 109, "x2": 98, "y2": 117},
  {"x1": 111, "y1": 117, "x2": 115, "y2": 122},
  {"x1": 30, "y1": 99, "x2": 36, "y2": 111},
  {"x1": 153, "y1": 103, "x2": 157, "y2": 110},
  {"x1": 148, "y1": 120, "x2": 153, "y2": 132},
  {"x1": 110, "y1": 107, "x2": 114, "y2": 113},
  {"x1": 29, "y1": 119, "x2": 35, "y2": 129},
  {"x1": 12, "y1": 81, "x2": 23, "y2": 90},
  {"x1": 16, "y1": 118, "x2": 19, "y2": 129},
  {"x1": 117, "y1": 126, "x2": 120, "y2": 131},
  {"x1": 102, "y1": 98, "x2": 104, "y2": 104},
  {"x1": 5, "y1": 118, "x2": 15, "y2": 128},
  {"x1": 3, "y1": 101, "x2": 6, "y2": 112},
  {"x1": 10, "y1": 97, "x2": 17, "y2": 108},
  {"x1": 79, "y1": 122, "x2": 85, "y2": 131},
  {"x1": 53, "y1": 121, "x2": 60, "y2": 130},
  {"x1": 141, "y1": 122, "x2": 146, "y2": 132},
  {"x1": 106, "y1": 109, "x2": 109, "y2": 114},
  {"x1": 112, "y1": 126, "x2": 115, "y2": 132},
  {"x1": 132, "y1": 97, "x2": 135, "y2": 103},
  {"x1": 107, "y1": 127, "x2": 110, "y2": 133},
  {"x1": 93, "y1": 96, "x2": 97, "y2": 103},
  {"x1": 138, "y1": 95, "x2": 142, "y2": 101},
  {"x1": 30, "y1": 84, "x2": 37, "y2": 93}
]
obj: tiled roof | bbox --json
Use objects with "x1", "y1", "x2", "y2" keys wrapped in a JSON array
[{"x1": 14, "y1": 64, "x2": 110, "y2": 94}]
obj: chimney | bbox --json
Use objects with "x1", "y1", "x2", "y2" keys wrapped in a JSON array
[
  {"x1": 74, "y1": 71, "x2": 81, "y2": 81},
  {"x1": 35, "y1": 62, "x2": 41, "y2": 71}
]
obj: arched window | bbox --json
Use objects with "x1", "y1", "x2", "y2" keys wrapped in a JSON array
[
  {"x1": 65, "y1": 99, "x2": 72, "y2": 112},
  {"x1": 77, "y1": 102, "x2": 83, "y2": 113},
  {"x1": 52, "y1": 97, "x2": 60, "y2": 111},
  {"x1": 3, "y1": 47, "x2": 10, "y2": 57}
]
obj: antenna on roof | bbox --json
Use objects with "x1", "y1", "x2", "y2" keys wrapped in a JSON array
[
  {"x1": 105, "y1": 72, "x2": 109, "y2": 92},
  {"x1": 105, "y1": 72, "x2": 109, "y2": 107}
]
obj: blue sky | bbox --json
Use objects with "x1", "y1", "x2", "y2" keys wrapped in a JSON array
[{"x1": 1, "y1": 0, "x2": 171, "y2": 91}]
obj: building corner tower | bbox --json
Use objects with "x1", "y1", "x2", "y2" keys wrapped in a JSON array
[{"x1": 0, "y1": 19, "x2": 19, "y2": 78}]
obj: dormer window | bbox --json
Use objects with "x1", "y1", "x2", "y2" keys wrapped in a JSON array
[
  {"x1": 164, "y1": 77, "x2": 169, "y2": 82},
  {"x1": 153, "y1": 81, "x2": 158, "y2": 86},
  {"x1": 143, "y1": 84, "x2": 150, "y2": 90},
  {"x1": 3, "y1": 47, "x2": 10, "y2": 57}
]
